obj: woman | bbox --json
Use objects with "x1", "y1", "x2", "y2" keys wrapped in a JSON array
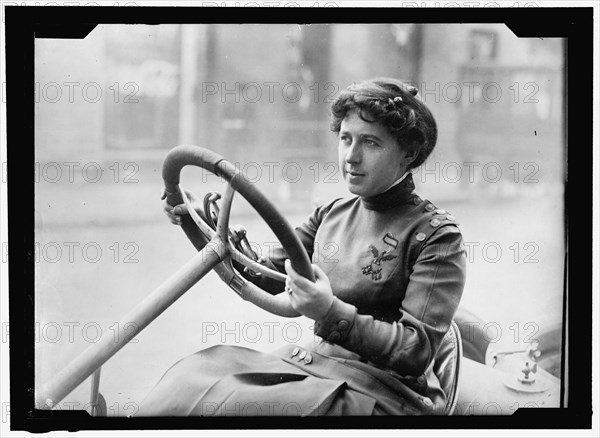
[{"x1": 140, "y1": 78, "x2": 466, "y2": 416}]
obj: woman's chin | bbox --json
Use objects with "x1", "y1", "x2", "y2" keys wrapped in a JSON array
[
  {"x1": 345, "y1": 182, "x2": 360, "y2": 195},
  {"x1": 346, "y1": 184, "x2": 370, "y2": 197},
  {"x1": 344, "y1": 176, "x2": 379, "y2": 197}
]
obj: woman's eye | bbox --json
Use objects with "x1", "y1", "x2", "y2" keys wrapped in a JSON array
[
  {"x1": 364, "y1": 139, "x2": 378, "y2": 146},
  {"x1": 339, "y1": 135, "x2": 351, "y2": 144}
]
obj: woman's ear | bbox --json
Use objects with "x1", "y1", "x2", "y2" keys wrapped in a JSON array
[{"x1": 403, "y1": 148, "x2": 419, "y2": 166}]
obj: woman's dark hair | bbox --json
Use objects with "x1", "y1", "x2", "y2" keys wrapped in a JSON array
[{"x1": 330, "y1": 78, "x2": 437, "y2": 170}]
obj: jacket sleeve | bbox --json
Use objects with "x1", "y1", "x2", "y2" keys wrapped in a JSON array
[
  {"x1": 240, "y1": 199, "x2": 341, "y2": 294},
  {"x1": 313, "y1": 225, "x2": 466, "y2": 377}
]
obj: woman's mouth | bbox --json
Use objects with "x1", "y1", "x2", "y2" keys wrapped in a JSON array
[
  {"x1": 346, "y1": 170, "x2": 365, "y2": 182},
  {"x1": 347, "y1": 170, "x2": 364, "y2": 177}
]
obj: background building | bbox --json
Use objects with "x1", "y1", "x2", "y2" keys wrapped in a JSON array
[{"x1": 35, "y1": 23, "x2": 564, "y2": 208}]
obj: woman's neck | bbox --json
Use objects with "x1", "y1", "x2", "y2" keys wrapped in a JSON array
[
  {"x1": 384, "y1": 171, "x2": 410, "y2": 192},
  {"x1": 361, "y1": 172, "x2": 416, "y2": 211}
]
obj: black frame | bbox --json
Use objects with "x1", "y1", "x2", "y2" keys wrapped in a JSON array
[{"x1": 5, "y1": 5, "x2": 592, "y2": 432}]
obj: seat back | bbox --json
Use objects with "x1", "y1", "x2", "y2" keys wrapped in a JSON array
[{"x1": 432, "y1": 320, "x2": 463, "y2": 415}]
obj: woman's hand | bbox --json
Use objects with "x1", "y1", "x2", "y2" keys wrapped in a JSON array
[
  {"x1": 284, "y1": 259, "x2": 334, "y2": 321},
  {"x1": 160, "y1": 188, "x2": 202, "y2": 225}
]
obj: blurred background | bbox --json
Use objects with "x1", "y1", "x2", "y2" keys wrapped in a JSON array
[{"x1": 34, "y1": 24, "x2": 565, "y2": 414}]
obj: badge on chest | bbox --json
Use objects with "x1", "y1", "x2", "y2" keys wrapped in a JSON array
[{"x1": 361, "y1": 233, "x2": 399, "y2": 281}]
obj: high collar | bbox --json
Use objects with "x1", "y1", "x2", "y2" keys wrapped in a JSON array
[{"x1": 361, "y1": 173, "x2": 416, "y2": 211}]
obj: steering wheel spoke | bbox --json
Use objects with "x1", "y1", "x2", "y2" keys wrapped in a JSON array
[
  {"x1": 230, "y1": 249, "x2": 287, "y2": 282},
  {"x1": 178, "y1": 185, "x2": 215, "y2": 241},
  {"x1": 215, "y1": 183, "x2": 236, "y2": 246}
]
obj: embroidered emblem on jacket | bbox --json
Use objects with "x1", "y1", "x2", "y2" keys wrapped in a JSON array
[{"x1": 361, "y1": 234, "x2": 398, "y2": 281}]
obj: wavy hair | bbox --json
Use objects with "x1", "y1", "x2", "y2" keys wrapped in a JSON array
[{"x1": 330, "y1": 78, "x2": 437, "y2": 170}]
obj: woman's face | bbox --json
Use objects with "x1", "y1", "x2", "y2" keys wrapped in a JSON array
[{"x1": 338, "y1": 110, "x2": 411, "y2": 197}]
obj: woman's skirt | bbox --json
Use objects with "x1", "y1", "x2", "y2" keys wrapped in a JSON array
[{"x1": 136, "y1": 344, "x2": 446, "y2": 416}]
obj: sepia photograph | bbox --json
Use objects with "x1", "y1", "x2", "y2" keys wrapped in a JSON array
[{"x1": 2, "y1": 2, "x2": 596, "y2": 435}]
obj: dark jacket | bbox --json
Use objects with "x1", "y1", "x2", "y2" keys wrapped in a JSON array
[{"x1": 259, "y1": 173, "x2": 466, "y2": 389}]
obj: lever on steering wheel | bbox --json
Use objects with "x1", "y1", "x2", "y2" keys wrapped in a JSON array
[{"x1": 201, "y1": 191, "x2": 261, "y2": 263}]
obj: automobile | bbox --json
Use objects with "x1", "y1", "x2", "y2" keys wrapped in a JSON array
[{"x1": 34, "y1": 145, "x2": 563, "y2": 417}]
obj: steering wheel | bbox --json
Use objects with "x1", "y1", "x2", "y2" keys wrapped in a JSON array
[
  {"x1": 162, "y1": 145, "x2": 315, "y2": 318},
  {"x1": 35, "y1": 145, "x2": 315, "y2": 410}
]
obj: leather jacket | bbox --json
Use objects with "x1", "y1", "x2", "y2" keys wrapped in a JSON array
[{"x1": 251, "y1": 174, "x2": 466, "y2": 400}]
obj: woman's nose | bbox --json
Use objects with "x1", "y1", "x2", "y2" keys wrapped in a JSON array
[{"x1": 345, "y1": 141, "x2": 361, "y2": 163}]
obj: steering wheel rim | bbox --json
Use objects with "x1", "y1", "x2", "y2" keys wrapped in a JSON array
[{"x1": 162, "y1": 145, "x2": 314, "y2": 317}]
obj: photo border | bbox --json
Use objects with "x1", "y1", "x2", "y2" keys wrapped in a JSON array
[{"x1": 5, "y1": 4, "x2": 593, "y2": 432}]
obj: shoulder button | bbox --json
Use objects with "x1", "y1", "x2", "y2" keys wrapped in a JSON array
[
  {"x1": 425, "y1": 203, "x2": 435, "y2": 212},
  {"x1": 446, "y1": 214, "x2": 456, "y2": 221},
  {"x1": 435, "y1": 209, "x2": 446, "y2": 215},
  {"x1": 416, "y1": 232, "x2": 426, "y2": 242},
  {"x1": 430, "y1": 218, "x2": 441, "y2": 227}
]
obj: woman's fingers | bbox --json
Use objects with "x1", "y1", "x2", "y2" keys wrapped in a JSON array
[
  {"x1": 161, "y1": 187, "x2": 201, "y2": 226},
  {"x1": 284, "y1": 259, "x2": 302, "y2": 286},
  {"x1": 284, "y1": 260, "x2": 334, "y2": 320},
  {"x1": 284, "y1": 259, "x2": 295, "y2": 275},
  {"x1": 284, "y1": 259, "x2": 317, "y2": 292},
  {"x1": 163, "y1": 200, "x2": 189, "y2": 225},
  {"x1": 164, "y1": 202, "x2": 189, "y2": 216},
  {"x1": 165, "y1": 212, "x2": 181, "y2": 225},
  {"x1": 172, "y1": 205, "x2": 190, "y2": 215},
  {"x1": 312, "y1": 263, "x2": 327, "y2": 280}
]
